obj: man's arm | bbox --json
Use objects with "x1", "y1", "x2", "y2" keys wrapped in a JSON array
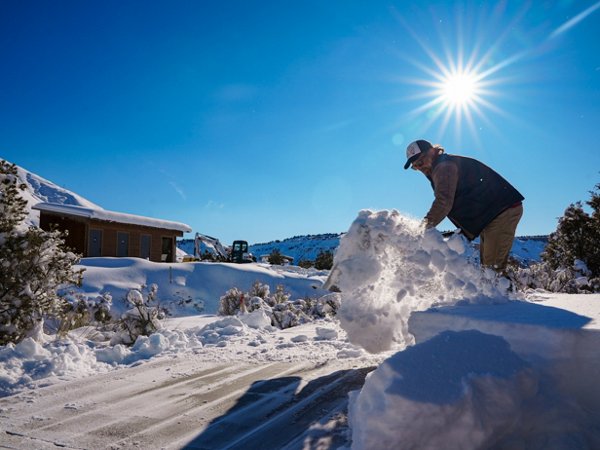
[{"x1": 424, "y1": 161, "x2": 459, "y2": 228}]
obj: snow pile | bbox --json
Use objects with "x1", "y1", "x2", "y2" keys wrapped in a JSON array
[
  {"x1": 0, "y1": 337, "x2": 112, "y2": 396},
  {"x1": 0, "y1": 311, "x2": 371, "y2": 396},
  {"x1": 192, "y1": 316, "x2": 249, "y2": 346},
  {"x1": 0, "y1": 328, "x2": 201, "y2": 395},
  {"x1": 238, "y1": 308, "x2": 272, "y2": 329},
  {"x1": 349, "y1": 329, "x2": 599, "y2": 449},
  {"x1": 333, "y1": 210, "x2": 514, "y2": 353},
  {"x1": 97, "y1": 329, "x2": 195, "y2": 365},
  {"x1": 349, "y1": 330, "x2": 529, "y2": 449}
]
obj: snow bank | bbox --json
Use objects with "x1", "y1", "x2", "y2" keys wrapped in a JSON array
[
  {"x1": 337, "y1": 211, "x2": 600, "y2": 448},
  {"x1": 76, "y1": 257, "x2": 324, "y2": 316},
  {"x1": 350, "y1": 330, "x2": 530, "y2": 449},
  {"x1": 0, "y1": 338, "x2": 112, "y2": 396},
  {"x1": 0, "y1": 314, "x2": 372, "y2": 397},
  {"x1": 349, "y1": 328, "x2": 600, "y2": 449},
  {"x1": 96, "y1": 329, "x2": 195, "y2": 365},
  {"x1": 0, "y1": 328, "x2": 202, "y2": 396},
  {"x1": 333, "y1": 210, "x2": 513, "y2": 353},
  {"x1": 349, "y1": 307, "x2": 600, "y2": 449}
]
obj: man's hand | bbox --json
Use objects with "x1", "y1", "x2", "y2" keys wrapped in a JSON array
[{"x1": 421, "y1": 218, "x2": 435, "y2": 229}]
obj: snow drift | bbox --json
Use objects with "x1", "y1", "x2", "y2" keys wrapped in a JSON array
[
  {"x1": 75, "y1": 257, "x2": 325, "y2": 316},
  {"x1": 332, "y1": 209, "x2": 513, "y2": 353},
  {"x1": 349, "y1": 327, "x2": 600, "y2": 449}
]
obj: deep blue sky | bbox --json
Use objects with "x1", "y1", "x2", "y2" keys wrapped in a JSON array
[{"x1": 2, "y1": 1, "x2": 599, "y2": 243}]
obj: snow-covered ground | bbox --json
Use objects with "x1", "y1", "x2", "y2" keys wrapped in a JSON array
[{"x1": 2, "y1": 177, "x2": 599, "y2": 450}]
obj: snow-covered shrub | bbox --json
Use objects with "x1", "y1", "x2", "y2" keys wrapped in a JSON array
[
  {"x1": 270, "y1": 300, "x2": 312, "y2": 329},
  {"x1": 217, "y1": 281, "x2": 335, "y2": 329},
  {"x1": 218, "y1": 287, "x2": 246, "y2": 315},
  {"x1": 0, "y1": 160, "x2": 84, "y2": 345},
  {"x1": 267, "y1": 284, "x2": 290, "y2": 306},
  {"x1": 269, "y1": 294, "x2": 340, "y2": 329},
  {"x1": 513, "y1": 259, "x2": 599, "y2": 293},
  {"x1": 112, "y1": 284, "x2": 166, "y2": 345},
  {"x1": 311, "y1": 293, "x2": 341, "y2": 318},
  {"x1": 57, "y1": 292, "x2": 113, "y2": 333},
  {"x1": 512, "y1": 182, "x2": 600, "y2": 293},
  {"x1": 249, "y1": 280, "x2": 270, "y2": 300}
]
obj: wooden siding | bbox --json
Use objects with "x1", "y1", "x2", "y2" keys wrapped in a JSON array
[{"x1": 39, "y1": 212, "x2": 183, "y2": 263}]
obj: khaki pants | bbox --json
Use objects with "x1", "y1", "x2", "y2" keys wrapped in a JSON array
[{"x1": 479, "y1": 203, "x2": 523, "y2": 272}]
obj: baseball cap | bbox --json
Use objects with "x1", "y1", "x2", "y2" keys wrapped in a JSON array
[{"x1": 404, "y1": 139, "x2": 433, "y2": 169}]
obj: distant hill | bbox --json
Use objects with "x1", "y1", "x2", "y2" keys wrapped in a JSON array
[
  {"x1": 249, "y1": 234, "x2": 342, "y2": 262},
  {"x1": 510, "y1": 235, "x2": 548, "y2": 265},
  {"x1": 178, "y1": 233, "x2": 548, "y2": 266}
]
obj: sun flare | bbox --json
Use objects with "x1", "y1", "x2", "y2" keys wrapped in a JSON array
[
  {"x1": 399, "y1": 17, "x2": 513, "y2": 141},
  {"x1": 405, "y1": 57, "x2": 498, "y2": 141},
  {"x1": 440, "y1": 71, "x2": 480, "y2": 107}
]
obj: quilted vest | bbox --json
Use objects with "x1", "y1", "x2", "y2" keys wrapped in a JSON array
[{"x1": 428, "y1": 154, "x2": 524, "y2": 239}]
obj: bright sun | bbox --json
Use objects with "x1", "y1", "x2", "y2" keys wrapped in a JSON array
[
  {"x1": 398, "y1": 10, "x2": 521, "y2": 141},
  {"x1": 440, "y1": 71, "x2": 480, "y2": 107},
  {"x1": 406, "y1": 60, "x2": 494, "y2": 139}
]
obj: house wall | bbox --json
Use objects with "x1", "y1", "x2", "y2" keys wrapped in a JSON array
[
  {"x1": 39, "y1": 212, "x2": 183, "y2": 263},
  {"x1": 88, "y1": 219, "x2": 181, "y2": 262}
]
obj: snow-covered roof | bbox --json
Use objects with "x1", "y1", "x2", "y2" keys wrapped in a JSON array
[{"x1": 33, "y1": 202, "x2": 192, "y2": 233}]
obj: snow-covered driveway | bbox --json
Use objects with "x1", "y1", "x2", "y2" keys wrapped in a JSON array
[{"x1": 1, "y1": 355, "x2": 373, "y2": 449}]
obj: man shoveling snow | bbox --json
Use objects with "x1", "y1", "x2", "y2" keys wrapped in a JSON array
[{"x1": 405, "y1": 139, "x2": 524, "y2": 273}]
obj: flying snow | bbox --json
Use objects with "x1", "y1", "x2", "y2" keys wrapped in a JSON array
[{"x1": 331, "y1": 209, "x2": 515, "y2": 353}]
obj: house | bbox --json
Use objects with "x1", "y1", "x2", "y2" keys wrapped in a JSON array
[{"x1": 33, "y1": 202, "x2": 191, "y2": 263}]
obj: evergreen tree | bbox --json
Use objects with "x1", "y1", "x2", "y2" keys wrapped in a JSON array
[
  {"x1": 542, "y1": 181, "x2": 600, "y2": 280},
  {"x1": 268, "y1": 248, "x2": 284, "y2": 265},
  {"x1": 315, "y1": 250, "x2": 334, "y2": 270},
  {"x1": 0, "y1": 160, "x2": 83, "y2": 345},
  {"x1": 585, "y1": 182, "x2": 600, "y2": 276},
  {"x1": 542, "y1": 202, "x2": 590, "y2": 270}
]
